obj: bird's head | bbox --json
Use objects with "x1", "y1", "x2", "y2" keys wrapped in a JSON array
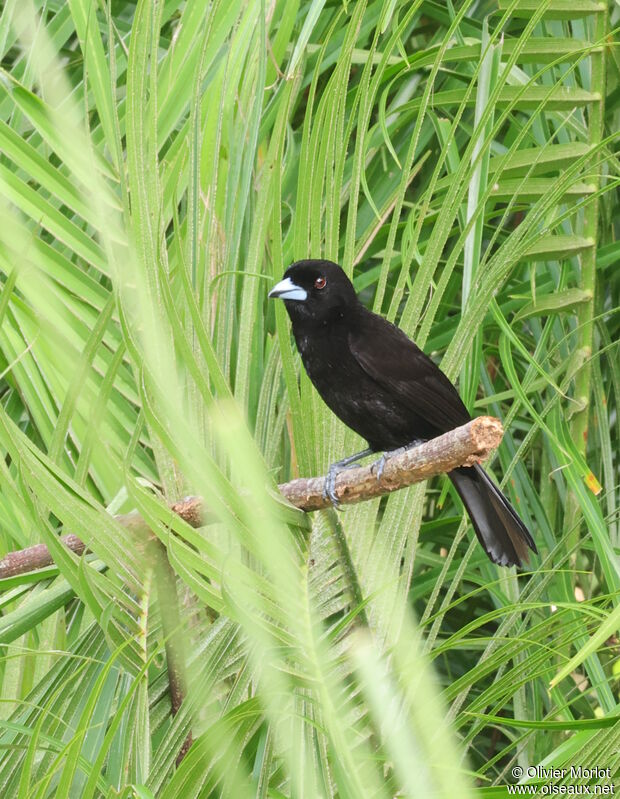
[{"x1": 268, "y1": 260, "x2": 358, "y2": 325}]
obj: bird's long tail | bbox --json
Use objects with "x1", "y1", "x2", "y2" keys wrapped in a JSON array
[{"x1": 449, "y1": 464, "x2": 537, "y2": 567}]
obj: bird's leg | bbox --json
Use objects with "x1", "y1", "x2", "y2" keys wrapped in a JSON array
[
  {"x1": 323, "y1": 448, "x2": 374, "y2": 507},
  {"x1": 372, "y1": 439, "x2": 427, "y2": 482}
]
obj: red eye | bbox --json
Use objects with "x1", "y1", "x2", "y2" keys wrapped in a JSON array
[{"x1": 314, "y1": 276, "x2": 326, "y2": 290}]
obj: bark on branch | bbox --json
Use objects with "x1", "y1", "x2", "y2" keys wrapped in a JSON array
[
  {"x1": 281, "y1": 415, "x2": 503, "y2": 510},
  {"x1": 0, "y1": 416, "x2": 503, "y2": 580}
]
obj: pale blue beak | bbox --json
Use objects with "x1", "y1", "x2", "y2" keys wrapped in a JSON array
[{"x1": 268, "y1": 276, "x2": 308, "y2": 301}]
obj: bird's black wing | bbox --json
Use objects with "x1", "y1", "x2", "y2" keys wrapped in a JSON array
[{"x1": 348, "y1": 310, "x2": 471, "y2": 435}]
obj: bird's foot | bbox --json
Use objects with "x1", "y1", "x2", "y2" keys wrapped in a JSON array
[
  {"x1": 323, "y1": 464, "x2": 347, "y2": 507},
  {"x1": 323, "y1": 448, "x2": 374, "y2": 507},
  {"x1": 372, "y1": 439, "x2": 426, "y2": 482}
]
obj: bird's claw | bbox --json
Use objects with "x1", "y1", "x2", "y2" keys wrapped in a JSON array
[
  {"x1": 373, "y1": 453, "x2": 389, "y2": 482},
  {"x1": 371, "y1": 440, "x2": 426, "y2": 483},
  {"x1": 323, "y1": 465, "x2": 341, "y2": 507},
  {"x1": 322, "y1": 448, "x2": 375, "y2": 507}
]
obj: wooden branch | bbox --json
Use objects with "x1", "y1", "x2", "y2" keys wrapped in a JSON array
[
  {"x1": 0, "y1": 534, "x2": 86, "y2": 578},
  {"x1": 0, "y1": 416, "x2": 503, "y2": 580},
  {"x1": 281, "y1": 415, "x2": 503, "y2": 510}
]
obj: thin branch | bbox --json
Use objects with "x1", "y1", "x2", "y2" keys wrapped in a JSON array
[{"x1": 0, "y1": 416, "x2": 503, "y2": 580}]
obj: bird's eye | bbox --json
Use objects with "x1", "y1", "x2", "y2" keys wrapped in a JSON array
[{"x1": 314, "y1": 276, "x2": 327, "y2": 290}]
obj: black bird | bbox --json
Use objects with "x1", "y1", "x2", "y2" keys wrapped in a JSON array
[{"x1": 269, "y1": 259, "x2": 537, "y2": 567}]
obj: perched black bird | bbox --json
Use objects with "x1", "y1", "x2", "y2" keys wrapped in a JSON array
[{"x1": 269, "y1": 259, "x2": 537, "y2": 567}]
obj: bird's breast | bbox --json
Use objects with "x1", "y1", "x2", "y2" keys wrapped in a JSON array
[{"x1": 294, "y1": 328, "x2": 346, "y2": 383}]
